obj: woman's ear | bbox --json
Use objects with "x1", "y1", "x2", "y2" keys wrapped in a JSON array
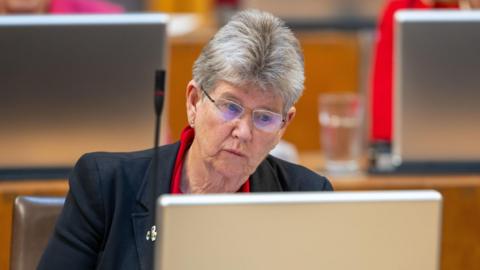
[
  {"x1": 278, "y1": 106, "x2": 296, "y2": 136},
  {"x1": 186, "y1": 80, "x2": 201, "y2": 127},
  {"x1": 284, "y1": 106, "x2": 296, "y2": 127}
]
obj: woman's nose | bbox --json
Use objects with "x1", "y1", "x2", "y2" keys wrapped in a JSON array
[{"x1": 231, "y1": 113, "x2": 253, "y2": 141}]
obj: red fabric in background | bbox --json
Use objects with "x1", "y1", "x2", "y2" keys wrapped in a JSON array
[
  {"x1": 370, "y1": 0, "x2": 458, "y2": 142},
  {"x1": 48, "y1": 0, "x2": 123, "y2": 13}
]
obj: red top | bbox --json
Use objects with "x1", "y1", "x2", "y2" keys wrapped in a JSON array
[
  {"x1": 370, "y1": 0, "x2": 458, "y2": 142},
  {"x1": 170, "y1": 126, "x2": 250, "y2": 194},
  {"x1": 48, "y1": 0, "x2": 123, "y2": 13}
]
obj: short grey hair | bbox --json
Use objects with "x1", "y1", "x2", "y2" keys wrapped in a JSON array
[{"x1": 192, "y1": 9, "x2": 305, "y2": 112}]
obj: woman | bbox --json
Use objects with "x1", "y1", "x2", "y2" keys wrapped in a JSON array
[{"x1": 38, "y1": 9, "x2": 332, "y2": 270}]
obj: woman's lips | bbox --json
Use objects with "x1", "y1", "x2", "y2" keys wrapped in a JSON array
[{"x1": 224, "y1": 149, "x2": 245, "y2": 157}]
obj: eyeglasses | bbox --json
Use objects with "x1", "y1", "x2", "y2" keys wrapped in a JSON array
[{"x1": 200, "y1": 88, "x2": 286, "y2": 133}]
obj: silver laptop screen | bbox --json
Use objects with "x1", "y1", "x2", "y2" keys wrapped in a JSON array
[
  {"x1": 394, "y1": 11, "x2": 480, "y2": 164},
  {"x1": 0, "y1": 14, "x2": 168, "y2": 169},
  {"x1": 155, "y1": 191, "x2": 442, "y2": 270}
]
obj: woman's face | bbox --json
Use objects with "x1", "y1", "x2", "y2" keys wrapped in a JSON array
[
  {"x1": 186, "y1": 80, "x2": 296, "y2": 179},
  {"x1": 0, "y1": 0, "x2": 49, "y2": 13}
]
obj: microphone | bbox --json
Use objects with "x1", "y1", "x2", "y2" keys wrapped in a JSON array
[
  {"x1": 148, "y1": 70, "x2": 166, "y2": 246},
  {"x1": 154, "y1": 70, "x2": 165, "y2": 116}
]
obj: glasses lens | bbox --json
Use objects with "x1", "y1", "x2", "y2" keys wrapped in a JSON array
[
  {"x1": 253, "y1": 110, "x2": 283, "y2": 132},
  {"x1": 216, "y1": 99, "x2": 244, "y2": 121},
  {"x1": 210, "y1": 97, "x2": 283, "y2": 132}
]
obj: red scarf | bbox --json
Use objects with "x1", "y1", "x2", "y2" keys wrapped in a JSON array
[{"x1": 170, "y1": 126, "x2": 250, "y2": 194}]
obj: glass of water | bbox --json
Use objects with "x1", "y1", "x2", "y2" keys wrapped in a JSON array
[{"x1": 318, "y1": 93, "x2": 364, "y2": 173}]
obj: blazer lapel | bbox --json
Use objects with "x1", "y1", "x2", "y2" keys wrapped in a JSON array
[
  {"x1": 250, "y1": 155, "x2": 284, "y2": 192},
  {"x1": 131, "y1": 143, "x2": 180, "y2": 270}
]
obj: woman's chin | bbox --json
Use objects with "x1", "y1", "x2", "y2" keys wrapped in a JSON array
[{"x1": 213, "y1": 161, "x2": 251, "y2": 182}]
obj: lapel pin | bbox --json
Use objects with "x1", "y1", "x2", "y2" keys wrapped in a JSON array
[{"x1": 146, "y1": 225, "x2": 157, "y2": 241}]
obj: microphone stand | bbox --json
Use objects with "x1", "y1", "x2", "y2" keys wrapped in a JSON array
[{"x1": 148, "y1": 70, "x2": 165, "y2": 269}]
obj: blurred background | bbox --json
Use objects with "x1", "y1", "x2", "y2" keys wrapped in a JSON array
[{"x1": 3, "y1": 1, "x2": 480, "y2": 270}]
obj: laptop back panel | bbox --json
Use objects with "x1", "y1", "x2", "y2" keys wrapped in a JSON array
[
  {"x1": 0, "y1": 14, "x2": 167, "y2": 171},
  {"x1": 394, "y1": 11, "x2": 480, "y2": 165},
  {"x1": 155, "y1": 191, "x2": 442, "y2": 270}
]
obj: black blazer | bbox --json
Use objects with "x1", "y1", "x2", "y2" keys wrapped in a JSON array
[{"x1": 37, "y1": 142, "x2": 332, "y2": 270}]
